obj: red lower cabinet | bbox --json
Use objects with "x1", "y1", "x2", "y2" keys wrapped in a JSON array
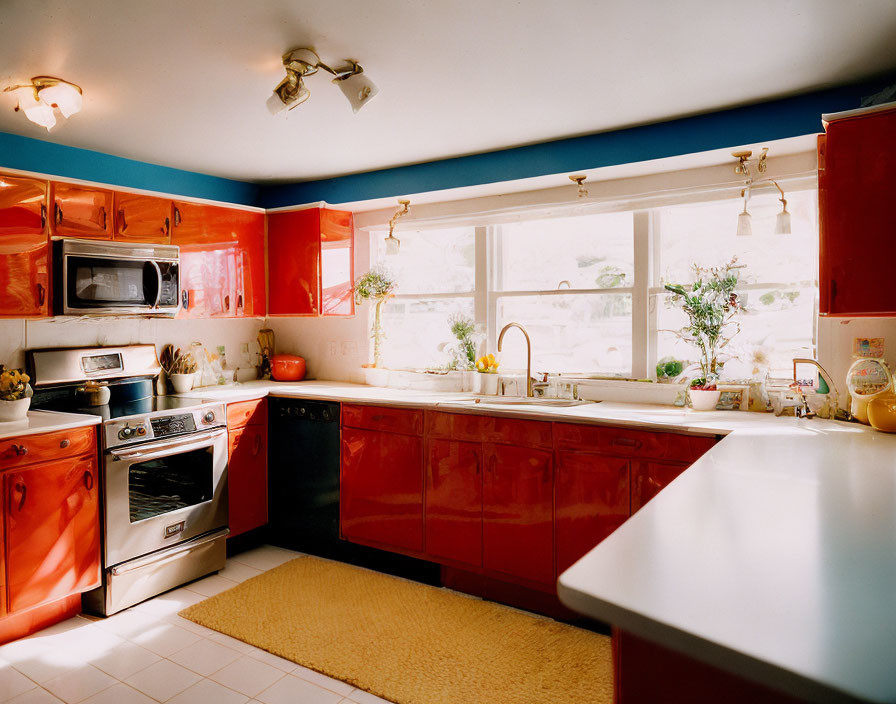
[
  {"x1": 425, "y1": 438, "x2": 482, "y2": 566},
  {"x1": 482, "y1": 442, "x2": 554, "y2": 587},
  {"x1": 555, "y1": 451, "x2": 630, "y2": 574},
  {"x1": 341, "y1": 425, "x2": 424, "y2": 553},
  {"x1": 3, "y1": 454, "x2": 101, "y2": 613},
  {"x1": 631, "y1": 461, "x2": 689, "y2": 513},
  {"x1": 228, "y1": 424, "x2": 268, "y2": 537}
]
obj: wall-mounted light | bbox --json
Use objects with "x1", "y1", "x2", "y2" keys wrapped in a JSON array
[
  {"x1": 3, "y1": 76, "x2": 82, "y2": 131},
  {"x1": 384, "y1": 199, "x2": 410, "y2": 255},
  {"x1": 569, "y1": 174, "x2": 588, "y2": 198},
  {"x1": 267, "y1": 48, "x2": 378, "y2": 115},
  {"x1": 732, "y1": 148, "x2": 790, "y2": 235}
]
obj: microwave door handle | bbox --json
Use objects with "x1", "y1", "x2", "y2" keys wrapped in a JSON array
[{"x1": 150, "y1": 260, "x2": 163, "y2": 309}]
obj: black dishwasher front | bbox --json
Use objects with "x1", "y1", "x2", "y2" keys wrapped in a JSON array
[{"x1": 267, "y1": 397, "x2": 439, "y2": 583}]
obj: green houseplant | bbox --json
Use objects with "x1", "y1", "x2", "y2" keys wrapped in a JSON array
[
  {"x1": 664, "y1": 258, "x2": 744, "y2": 410},
  {"x1": 354, "y1": 268, "x2": 396, "y2": 369}
]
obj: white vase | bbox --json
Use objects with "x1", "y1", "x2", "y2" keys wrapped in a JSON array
[
  {"x1": 689, "y1": 388, "x2": 721, "y2": 411},
  {"x1": 363, "y1": 367, "x2": 390, "y2": 387},
  {"x1": 170, "y1": 373, "x2": 194, "y2": 393},
  {"x1": 474, "y1": 373, "x2": 499, "y2": 395},
  {"x1": 0, "y1": 396, "x2": 31, "y2": 422}
]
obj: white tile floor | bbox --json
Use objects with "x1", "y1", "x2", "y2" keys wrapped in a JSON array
[{"x1": 0, "y1": 546, "x2": 391, "y2": 704}]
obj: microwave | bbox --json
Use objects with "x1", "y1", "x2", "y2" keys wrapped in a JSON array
[{"x1": 54, "y1": 239, "x2": 180, "y2": 316}]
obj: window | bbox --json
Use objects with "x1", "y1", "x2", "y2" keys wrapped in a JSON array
[{"x1": 372, "y1": 186, "x2": 818, "y2": 379}]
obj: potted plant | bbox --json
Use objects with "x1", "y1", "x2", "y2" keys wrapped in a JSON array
[
  {"x1": 0, "y1": 366, "x2": 33, "y2": 422},
  {"x1": 354, "y1": 268, "x2": 396, "y2": 383},
  {"x1": 474, "y1": 353, "x2": 500, "y2": 395},
  {"x1": 664, "y1": 258, "x2": 744, "y2": 411},
  {"x1": 447, "y1": 314, "x2": 482, "y2": 390}
]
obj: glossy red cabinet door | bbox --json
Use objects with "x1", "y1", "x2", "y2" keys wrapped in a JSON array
[
  {"x1": 4, "y1": 454, "x2": 101, "y2": 613},
  {"x1": 320, "y1": 209, "x2": 354, "y2": 316},
  {"x1": 631, "y1": 461, "x2": 689, "y2": 513},
  {"x1": 555, "y1": 451, "x2": 630, "y2": 574},
  {"x1": 425, "y1": 438, "x2": 482, "y2": 566},
  {"x1": 228, "y1": 425, "x2": 268, "y2": 537},
  {"x1": 114, "y1": 192, "x2": 171, "y2": 243},
  {"x1": 819, "y1": 106, "x2": 896, "y2": 315},
  {"x1": 341, "y1": 426, "x2": 424, "y2": 553},
  {"x1": 0, "y1": 174, "x2": 47, "y2": 235},
  {"x1": 52, "y1": 183, "x2": 113, "y2": 238},
  {"x1": 178, "y1": 246, "x2": 236, "y2": 317},
  {"x1": 0, "y1": 233, "x2": 49, "y2": 317},
  {"x1": 482, "y1": 442, "x2": 554, "y2": 586}
]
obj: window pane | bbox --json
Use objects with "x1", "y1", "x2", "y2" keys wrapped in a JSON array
[
  {"x1": 657, "y1": 189, "x2": 818, "y2": 286},
  {"x1": 375, "y1": 227, "x2": 475, "y2": 294},
  {"x1": 498, "y1": 212, "x2": 634, "y2": 291},
  {"x1": 380, "y1": 297, "x2": 475, "y2": 370},
  {"x1": 497, "y1": 294, "x2": 631, "y2": 374},
  {"x1": 655, "y1": 285, "x2": 816, "y2": 378}
]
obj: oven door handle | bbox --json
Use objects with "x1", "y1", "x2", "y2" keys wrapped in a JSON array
[
  {"x1": 109, "y1": 429, "x2": 226, "y2": 462},
  {"x1": 150, "y1": 260, "x2": 163, "y2": 309},
  {"x1": 110, "y1": 528, "x2": 230, "y2": 576}
]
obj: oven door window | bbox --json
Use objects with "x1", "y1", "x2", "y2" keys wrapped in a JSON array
[
  {"x1": 128, "y1": 446, "x2": 213, "y2": 522},
  {"x1": 68, "y1": 256, "x2": 158, "y2": 308}
]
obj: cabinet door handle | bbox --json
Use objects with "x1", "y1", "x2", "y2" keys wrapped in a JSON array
[
  {"x1": 60, "y1": 439, "x2": 70, "y2": 449},
  {"x1": 237, "y1": 293, "x2": 243, "y2": 310},
  {"x1": 612, "y1": 436, "x2": 641, "y2": 450},
  {"x1": 253, "y1": 433, "x2": 262, "y2": 456},
  {"x1": 13, "y1": 481, "x2": 26, "y2": 512},
  {"x1": 119, "y1": 208, "x2": 128, "y2": 232},
  {"x1": 84, "y1": 470, "x2": 94, "y2": 491},
  {"x1": 224, "y1": 295, "x2": 230, "y2": 311},
  {"x1": 164, "y1": 216, "x2": 170, "y2": 237},
  {"x1": 11, "y1": 444, "x2": 27, "y2": 457},
  {"x1": 182, "y1": 290, "x2": 190, "y2": 310},
  {"x1": 55, "y1": 203, "x2": 63, "y2": 225},
  {"x1": 37, "y1": 283, "x2": 45, "y2": 307},
  {"x1": 99, "y1": 206, "x2": 107, "y2": 231},
  {"x1": 487, "y1": 454, "x2": 496, "y2": 476},
  {"x1": 174, "y1": 206, "x2": 181, "y2": 227},
  {"x1": 40, "y1": 203, "x2": 47, "y2": 231}
]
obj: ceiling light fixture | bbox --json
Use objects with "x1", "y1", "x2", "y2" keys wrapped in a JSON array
[
  {"x1": 267, "y1": 48, "x2": 378, "y2": 115},
  {"x1": 3, "y1": 76, "x2": 82, "y2": 131},
  {"x1": 569, "y1": 174, "x2": 589, "y2": 198},
  {"x1": 384, "y1": 199, "x2": 410, "y2": 255},
  {"x1": 732, "y1": 148, "x2": 790, "y2": 235}
]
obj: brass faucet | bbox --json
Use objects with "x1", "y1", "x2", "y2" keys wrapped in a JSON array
[{"x1": 497, "y1": 322, "x2": 533, "y2": 397}]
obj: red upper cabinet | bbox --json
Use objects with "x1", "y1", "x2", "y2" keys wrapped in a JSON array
[
  {"x1": 268, "y1": 207, "x2": 355, "y2": 317},
  {"x1": 555, "y1": 451, "x2": 630, "y2": 574},
  {"x1": 114, "y1": 193, "x2": 171, "y2": 243},
  {"x1": 52, "y1": 182, "x2": 113, "y2": 239},
  {"x1": 4, "y1": 454, "x2": 101, "y2": 613},
  {"x1": 172, "y1": 201, "x2": 265, "y2": 318},
  {"x1": 0, "y1": 174, "x2": 48, "y2": 235},
  {"x1": 340, "y1": 410, "x2": 424, "y2": 554},
  {"x1": 819, "y1": 105, "x2": 896, "y2": 316},
  {"x1": 425, "y1": 438, "x2": 483, "y2": 567},
  {"x1": 482, "y1": 442, "x2": 554, "y2": 587}
]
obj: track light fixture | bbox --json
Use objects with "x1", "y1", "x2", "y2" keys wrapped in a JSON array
[
  {"x1": 732, "y1": 148, "x2": 790, "y2": 236},
  {"x1": 384, "y1": 200, "x2": 410, "y2": 255},
  {"x1": 3, "y1": 76, "x2": 82, "y2": 131},
  {"x1": 267, "y1": 48, "x2": 378, "y2": 115}
]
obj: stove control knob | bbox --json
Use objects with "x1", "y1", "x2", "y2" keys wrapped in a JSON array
[
  {"x1": 136, "y1": 426, "x2": 147, "y2": 436},
  {"x1": 118, "y1": 426, "x2": 134, "y2": 440},
  {"x1": 203, "y1": 411, "x2": 216, "y2": 424}
]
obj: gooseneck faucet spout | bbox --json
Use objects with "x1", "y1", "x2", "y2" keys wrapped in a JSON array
[{"x1": 497, "y1": 322, "x2": 533, "y2": 397}]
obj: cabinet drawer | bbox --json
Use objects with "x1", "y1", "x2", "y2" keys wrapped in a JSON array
[
  {"x1": 0, "y1": 426, "x2": 96, "y2": 469},
  {"x1": 227, "y1": 398, "x2": 267, "y2": 430},
  {"x1": 342, "y1": 404, "x2": 423, "y2": 436},
  {"x1": 554, "y1": 422, "x2": 704, "y2": 461},
  {"x1": 426, "y1": 411, "x2": 552, "y2": 449}
]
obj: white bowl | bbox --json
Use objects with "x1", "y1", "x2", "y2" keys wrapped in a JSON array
[{"x1": 0, "y1": 396, "x2": 31, "y2": 422}]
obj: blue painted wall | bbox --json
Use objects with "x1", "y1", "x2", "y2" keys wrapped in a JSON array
[
  {"x1": 1, "y1": 75, "x2": 889, "y2": 209},
  {"x1": 260, "y1": 78, "x2": 889, "y2": 208},
  {"x1": 0, "y1": 131, "x2": 260, "y2": 205}
]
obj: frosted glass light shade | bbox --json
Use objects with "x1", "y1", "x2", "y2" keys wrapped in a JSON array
[
  {"x1": 39, "y1": 81, "x2": 82, "y2": 118},
  {"x1": 384, "y1": 234, "x2": 400, "y2": 255},
  {"x1": 11, "y1": 86, "x2": 56, "y2": 130},
  {"x1": 736, "y1": 210, "x2": 752, "y2": 237},
  {"x1": 775, "y1": 208, "x2": 791, "y2": 235},
  {"x1": 336, "y1": 72, "x2": 378, "y2": 113}
]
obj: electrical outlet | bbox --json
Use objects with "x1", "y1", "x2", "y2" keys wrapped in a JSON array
[
  {"x1": 347, "y1": 341, "x2": 358, "y2": 356},
  {"x1": 340, "y1": 342, "x2": 351, "y2": 356},
  {"x1": 240, "y1": 343, "x2": 249, "y2": 354},
  {"x1": 327, "y1": 342, "x2": 338, "y2": 357}
]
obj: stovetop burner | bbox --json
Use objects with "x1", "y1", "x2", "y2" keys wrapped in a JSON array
[{"x1": 36, "y1": 394, "x2": 215, "y2": 422}]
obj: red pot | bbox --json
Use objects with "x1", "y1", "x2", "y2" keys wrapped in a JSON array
[{"x1": 271, "y1": 354, "x2": 306, "y2": 382}]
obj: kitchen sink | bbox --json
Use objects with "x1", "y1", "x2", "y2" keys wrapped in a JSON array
[{"x1": 439, "y1": 396, "x2": 592, "y2": 408}]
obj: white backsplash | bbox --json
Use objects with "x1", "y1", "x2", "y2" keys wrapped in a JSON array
[
  {"x1": 0, "y1": 317, "x2": 266, "y2": 380},
  {"x1": 817, "y1": 316, "x2": 896, "y2": 407}
]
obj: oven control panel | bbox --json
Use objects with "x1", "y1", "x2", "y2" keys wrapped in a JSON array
[{"x1": 104, "y1": 402, "x2": 226, "y2": 449}]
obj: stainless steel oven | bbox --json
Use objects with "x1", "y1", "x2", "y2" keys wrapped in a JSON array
[
  {"x1": 55, "y1": 238, "x2": 179, "y2": 316},
  {"x1": 104, "y1": 427, "x2": 228, "y2": 567}
]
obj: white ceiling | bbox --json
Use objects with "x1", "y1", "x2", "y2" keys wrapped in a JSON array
[{"x1": 2, "y1": 0, "x2": 896, "y2": 185}]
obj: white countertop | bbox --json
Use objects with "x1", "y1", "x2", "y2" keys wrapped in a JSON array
[{"x1": 0, "y1": 410, "x2": 101, "y2": 441}]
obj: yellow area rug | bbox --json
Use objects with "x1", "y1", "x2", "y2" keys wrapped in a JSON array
[{"x1": 180, "y1": 556, "x2": 612, "y2": 704}]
